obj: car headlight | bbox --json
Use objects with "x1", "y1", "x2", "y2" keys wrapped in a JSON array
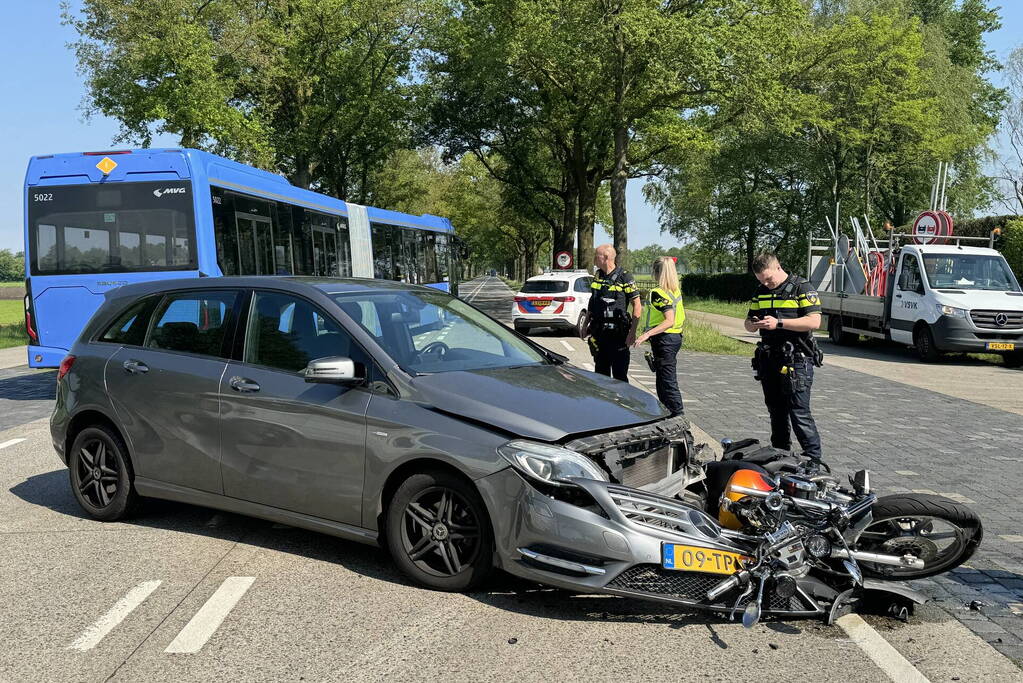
[
  {"x1": 938, "y1": 304, "x2": 967, "y2": 318},
  {"x1": 498, "y1": 440, "x2": 609, "y2": 487}
]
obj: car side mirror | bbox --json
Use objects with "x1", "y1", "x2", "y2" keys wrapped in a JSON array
[{"x1": 303, "y1": 356, "x2": 366, "y2": 385}]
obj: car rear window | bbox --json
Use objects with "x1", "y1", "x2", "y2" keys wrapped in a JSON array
[{"x1": 521, "y1": 280, "x2": 568, "y2": 294}]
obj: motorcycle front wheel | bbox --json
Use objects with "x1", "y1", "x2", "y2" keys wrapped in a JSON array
[{"x1": 850, "y1": 494, "x2": 982, "y2": 580}]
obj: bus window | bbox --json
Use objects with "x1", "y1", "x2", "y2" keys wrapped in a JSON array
[
  {"x1": 27, "y1": 181, "x2": 196, "y2": 275},
  {"x1": 371, "y1": 223, "x2": 396, "y2": 280}
]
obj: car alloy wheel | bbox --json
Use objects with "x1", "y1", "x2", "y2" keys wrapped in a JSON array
[
  {"x1": 386, "y1": 471, "x2": 494, "y2": 591},
  {"x1": 400, "y1": 487, "x2": 482, "y2": 578},
  {"x1": 75, "y1": 437, "x2": 120, "y2": 508},
  {"x1": 68, "y1": 425, "x2": 139, "y2": 521}
]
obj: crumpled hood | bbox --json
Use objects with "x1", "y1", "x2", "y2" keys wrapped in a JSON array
[{"x1": 409, "y1": 363, "x2": 666, "y2": 441}]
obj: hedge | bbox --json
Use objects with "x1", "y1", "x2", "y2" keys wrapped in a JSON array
[{"x1": 679, "y1": 272, "x2": 759, "y2": 302}]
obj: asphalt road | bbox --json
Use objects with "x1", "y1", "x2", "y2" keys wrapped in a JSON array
[{"x1": 0, "y1": 276, "x2": 1018, "y2": 682}]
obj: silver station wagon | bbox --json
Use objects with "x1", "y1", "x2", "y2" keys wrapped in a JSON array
[{"x1": 51, "y1": 277, "x2": 695, "y2": 593}]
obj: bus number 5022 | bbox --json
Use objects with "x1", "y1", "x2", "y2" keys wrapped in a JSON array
[{"x1": 33, "y1": 193, "x2": 53, "y2": 202}]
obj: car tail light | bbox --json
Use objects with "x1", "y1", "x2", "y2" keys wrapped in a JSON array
[
  {"x1": 24, "y1": 284, "x2": 38, "y2": 343},
  {"x1": 551, "y1": 296, "x2": 576, "y2": 302},
  {"x1": 57, "y1": 355, "x2": 76, "y2": 381},
  {"x1": 514, "y1": 296, "x2": 527, "y2": 302}
]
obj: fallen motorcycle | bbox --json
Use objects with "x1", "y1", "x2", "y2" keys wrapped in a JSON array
[{"x1": 565, "y1": 436, "x2": 983, "y2": 627}]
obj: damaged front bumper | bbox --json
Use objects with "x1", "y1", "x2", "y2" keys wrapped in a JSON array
[{"x1": 476, "y1": 466, "x2": 829, "y2": 616}]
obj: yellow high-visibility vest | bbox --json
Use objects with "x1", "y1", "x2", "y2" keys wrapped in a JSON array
[{"x1": 642, "y1": 287, "x2": 685, "y2": 334}]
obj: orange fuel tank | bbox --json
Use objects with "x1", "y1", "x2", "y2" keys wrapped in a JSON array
[{"x1": 718, "y1": 468, "x2": 776, "y2": 530}]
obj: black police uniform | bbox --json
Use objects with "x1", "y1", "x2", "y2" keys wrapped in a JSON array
[
  {"x1": 587, "y1": 266, "x2": 639, "y2": 381},
  {"x1": 747, "y1": 274, "x2": 823, "y2": 459}
]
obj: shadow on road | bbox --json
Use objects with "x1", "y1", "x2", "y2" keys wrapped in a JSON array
[
  {"x1": 0, "y1": 370, "x2": 56, "y2": 401},
  {"x1": 13, "y1": 467, "x2": 997, "y2": 635}
]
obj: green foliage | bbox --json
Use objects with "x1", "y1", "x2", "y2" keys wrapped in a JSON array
[
  {"x1": 0, "y1": 251, "x2": 24, "y2": 282},
  {"x1": 680, "y1": 273, "x2": 759, "y2": 302},
  {"x1": 64, "y1": 0, "x2": 432, "y2": 198},
  {"x1": 649, "y1": 0, "x2": 1003, "y2": 271},
  {"x1": 999, "y1": 218, "x2": 1023, "y2": 280}
]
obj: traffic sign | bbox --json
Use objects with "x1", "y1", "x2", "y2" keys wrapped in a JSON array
[
  {"x1": 555, "y1": 251, "x2": 573, "y2": 269},
  {"x1": 912, "y1": 211, "x2": 941, "y2": 245}
]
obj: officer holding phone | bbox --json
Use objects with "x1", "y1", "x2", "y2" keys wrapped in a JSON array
[{"x1": 744, "y1": 252, "x2": 823, "y2": 460}]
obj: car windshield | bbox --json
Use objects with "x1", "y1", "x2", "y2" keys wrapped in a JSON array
[
  {"x1": 521, "y1": 280, "x2": 568, "y2": 294},
  {"x1": 922, "y1": 254, "x2": 1021, "y2": 292},
  {"x1": 331, "y1": 289, "x2": 547, "y2": 374}
]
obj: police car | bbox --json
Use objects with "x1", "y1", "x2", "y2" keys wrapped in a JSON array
[{"x1": 511, "y1": 270, "x2": 593, "y2": 336}]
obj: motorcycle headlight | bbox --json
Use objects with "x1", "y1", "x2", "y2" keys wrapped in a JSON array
[
  {"x1": 938, "y1": 304, "x2": 967, "y2": 318},
  {"x1": 498, "y1": 440, "x2": 609, "y2": 487}
]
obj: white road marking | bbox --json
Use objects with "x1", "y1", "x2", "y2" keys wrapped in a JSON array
[
  {"x1": 69, "y1": 580, "x2": 162, "y2": 651},
  {"x1": 165, "y1": 577, "x2": 255, "y2": 653},
  {"x1": 894, "y1": 470, "x2": 919, "y2": 476},
  {"x1": 559, "y1": 340, "x2": 574, "y2": 351},
  {"x1": 836, "y1": 614, "x2": 930, "y2": 683},
  {"x1": 998, "y1": 535, "x2": 1023, "y2": 543},
  {"x1": 0, "y1": 438, "x2": 25, "y2": 449}
]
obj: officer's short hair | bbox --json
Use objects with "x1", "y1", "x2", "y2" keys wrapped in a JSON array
[{"x1": 752, "y1": 252, "x2": 780, "y2": 274}]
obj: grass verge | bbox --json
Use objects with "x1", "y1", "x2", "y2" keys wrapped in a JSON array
[
  {"x1": 0, "y1": 300, "x2": 23, "y2": 325},
  {"x1": 684, "y1": 297, "x2": 749, "y2": 319},
  {"x1": 0, "y1": 323, "x2": 27, "y2": 350},
  {"x1": 682, "y1": 320, "x2": 753, "y2": 356}
]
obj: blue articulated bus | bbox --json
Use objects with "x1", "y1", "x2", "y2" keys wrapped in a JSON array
[{"x1": 23, "y1": 148, "x2": 461, "y2": 368}]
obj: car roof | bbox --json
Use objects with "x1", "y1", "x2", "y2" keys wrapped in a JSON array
[
  {"x1": 525, "y1": 271, "x2": 590, "y2": 281},
  {"x1": 104, "y1": 276, "x2": 441, "y2": 302}
]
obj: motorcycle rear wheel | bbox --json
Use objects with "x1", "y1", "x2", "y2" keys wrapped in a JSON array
[{"x1": 850, "y1": 494, "x2": 982, "y2": 580}]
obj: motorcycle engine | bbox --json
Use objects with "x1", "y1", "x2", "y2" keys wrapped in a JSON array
[{"x1": 780, "y1": 475, "x2": 817, "y2": 499}]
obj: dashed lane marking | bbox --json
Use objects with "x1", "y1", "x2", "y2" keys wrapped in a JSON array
[
  {"x1": 165, "y1": 577, "x2": 255, "y2": 654},
  {"x1": 0, "y1": 438, "x2": 26, "y2": 449},
  {"x1": 894, "y1": 470, "x2": 919, "y2": 476},
  {"x1": 69, "y1": 580, "x2": 162, "y2": 651},
  {"x1": 836, "y1": 614, "x2": 931, "y2": 683},
  {"x1": 559, "y1": 340, "x2": 574, "y2": 351}
]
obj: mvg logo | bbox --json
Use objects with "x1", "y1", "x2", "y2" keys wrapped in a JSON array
[{"x1": 153, "y1": 187, "x2": 187, "y2": 197}]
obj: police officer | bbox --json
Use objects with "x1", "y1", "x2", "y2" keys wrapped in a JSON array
[
  {"x1": 743, "y1": 252, "x2": 823, "y2": 460},
  {"x1": 583, "y1": 244, "x2": 641, "y2": 381},
  {"x1": 632, "y1": 256, "x2": 685, "y2": 415}
]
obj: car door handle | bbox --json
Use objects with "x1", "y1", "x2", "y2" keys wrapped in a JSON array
[
  {"x1": 122, "y1": 359, "x2": 149, "y2": 374},
  {"x1": 229, "y1": 376, "x2": 261, "y2": 393}
]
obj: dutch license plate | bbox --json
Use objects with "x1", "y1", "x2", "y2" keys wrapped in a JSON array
[
  {"x1": 531, "y1": 300, "x2": 551, "y2": 308},
  {"x1": 986, "y1": 342, "x2": 1015, "y2": 351},
  {"x1": 662, "y1": 543, "x2": 750, "y2": 575}
]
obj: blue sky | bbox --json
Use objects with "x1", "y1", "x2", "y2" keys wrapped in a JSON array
[{"x1": 1, "y1": 2, "x2": 1020, "y2": 255}]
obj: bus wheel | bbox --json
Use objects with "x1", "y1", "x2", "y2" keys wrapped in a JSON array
[{"x1": 913, "y1": 325, "x2": 942, "y2": 363}]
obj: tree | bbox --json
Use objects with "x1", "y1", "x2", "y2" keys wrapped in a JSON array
[
  {"x1": 64, "y1": 0, "x2": 429, "y2": 198},
  {"x1": 429, "y1": 0, "x2": 803, "y2": 271},
  {"x1": 996, "y1": 46, "x2": 1023, "y2": 215}
]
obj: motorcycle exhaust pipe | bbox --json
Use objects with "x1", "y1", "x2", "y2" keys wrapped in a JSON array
[
  {"x1": 830, "y1": 548, "x2": 925, "y2": 569},
  {"x1": 706, "y1": 570, "x2": 750, "y2": 602}
]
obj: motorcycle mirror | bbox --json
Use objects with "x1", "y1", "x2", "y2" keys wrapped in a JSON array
[
  {"x1": 843, "y1": 559, "x2": 863, "y2": 586},
  {"x1": 850, "y1": 469, "x2": 871, "y2": 495},
  {"x1": 742, "y1": 601, "x2": 761, "y2": 629}
]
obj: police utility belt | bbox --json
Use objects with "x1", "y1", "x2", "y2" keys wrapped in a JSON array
[{"x1": 751, "y1": 337, "x2": 824, "y2": 382}]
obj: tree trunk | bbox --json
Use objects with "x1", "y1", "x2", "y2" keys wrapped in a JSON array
[
  {"x1": 611, "y1": 124, "x2": 629, "y2": 269},
  {"x1": 746, "y1": 218, "x2": 757, "y2": 273},
  {"x1": 554, "y1": 187, "x2": 577, "y2": 267},
  {"x1": 577, "y1": 180, "x2": 597, "y2": 271}
]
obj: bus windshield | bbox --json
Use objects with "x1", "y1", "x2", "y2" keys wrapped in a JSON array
[
  {"x1": 27, "y1": 180, "x2": 197, "y2": 276},
  {"x1": 922, "y1": 253, "x2": 1021, "y2": 292}
]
